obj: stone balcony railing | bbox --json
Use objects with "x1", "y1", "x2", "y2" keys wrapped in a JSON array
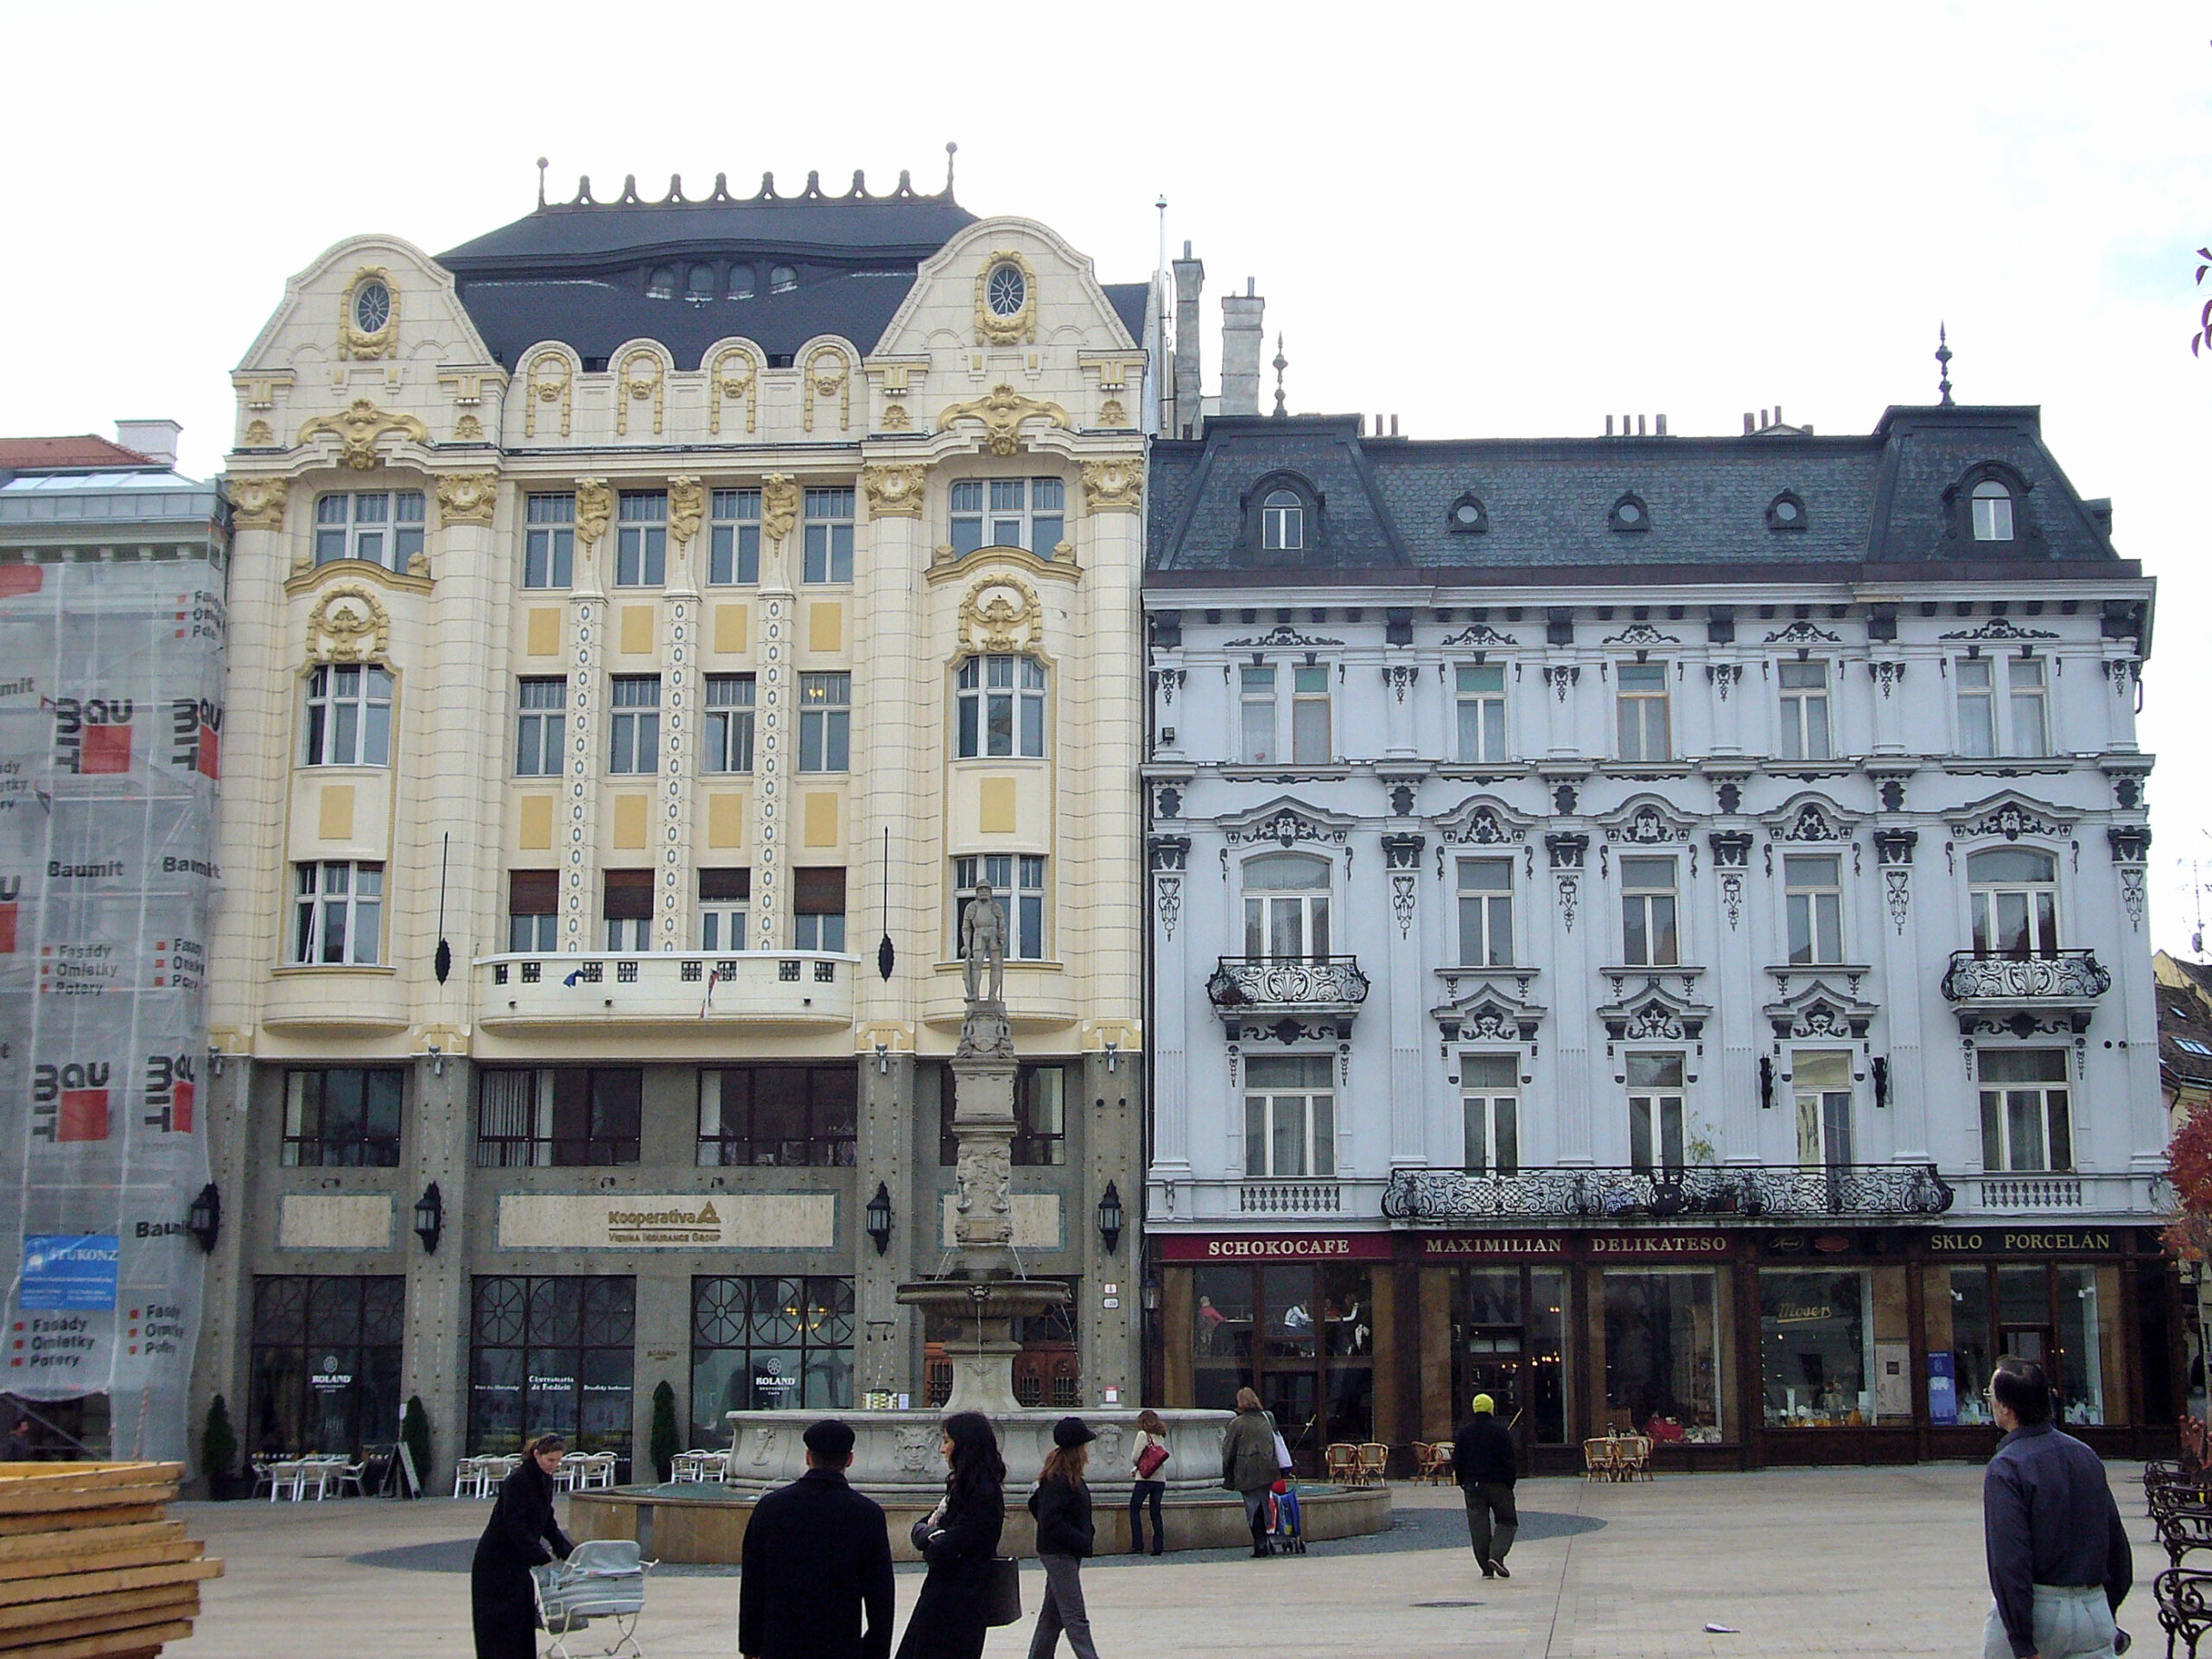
[
  {"x1": 1381, "y1": 1163, "x2": 1955, "y2": 1223},
  {"x1": 1205, "y1": 956, "x2": 1370, "y2": 1027},
  {"x1": 475, "y1": 950, "x2": 856, "y2": 1031},
  {"x1": 1951, "y1": 1170, "x2": 2168, "y2": 1218},
  {"x1": 1941, "y1": 950, "x2": 2111, "y2": 1006}
]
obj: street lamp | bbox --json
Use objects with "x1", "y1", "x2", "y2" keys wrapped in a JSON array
[
  {"x1": 1096, "y1": 1182, "x2": 1124, "y2": 1256},
  {"x1": 413, "y1": 1183, "x2": 444, "y2": 1254},
  {"x1": 865, "y1": 1182, "x2": 893, "y2": 1255}
]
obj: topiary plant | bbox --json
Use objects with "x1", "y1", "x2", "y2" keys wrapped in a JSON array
[
  {"x1": 401, "y1": 1395, "x2": 433, "y2": 1497},
  {"x1": 649, "y1": 1381, "x2": 680, "y2": 1484},
  {"x1": 200, "y1": 1394, "x2": 238, "y2": 1486}
]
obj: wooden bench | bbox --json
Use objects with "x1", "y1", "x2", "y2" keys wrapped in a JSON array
[{"x1": 2157, "y1": 1567, "x2": 2212, "y2": 1659}]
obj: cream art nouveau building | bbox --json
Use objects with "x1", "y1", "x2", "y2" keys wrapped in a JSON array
[{"x1": 199, "y1": 169, "x2": 1152, "y2": 1478}]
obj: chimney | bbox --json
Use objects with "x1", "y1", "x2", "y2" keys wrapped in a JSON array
[
  {"x1": 1171, "y1": 243, "x2": 1205, "y2": 437},
  {"x1": 1219, "y1": 277, "x2": 1265, "y2": 416},
  {"x1": 116, "y1": 419, "x2": 181, "y2": 467}
]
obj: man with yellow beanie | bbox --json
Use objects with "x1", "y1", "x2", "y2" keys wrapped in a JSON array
[{"x1": 1451, "y1": 1392, "x2": 1518, "y2": 1579}]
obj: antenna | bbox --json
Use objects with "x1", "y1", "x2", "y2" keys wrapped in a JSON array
[{"x1": 536, "y1": 157, "x2": 549, "y2": 209}]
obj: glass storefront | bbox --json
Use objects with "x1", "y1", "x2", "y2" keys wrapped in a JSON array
[
  {"x1": 1451, "y1": 1267, "x2": 1569, "y2": 1445},
  {"x1": 250, "y1": 1274, "x2": 404, "y2": 1457},
  {"x1": 1192, "y1": 1262, "x2": 1374, "y2": 1459},
  {"x1": 1602, "y1": 1269, "x2": 1722, "y2": 1441},
  {"x1": 469, "y1": 1275, "x2": 635, "y2": 1462},
  {"x1": 690, "y1": 1276, "x2": 853, "y2": 1442},
  {"x1": 1923, "y1": 1260, "x2": 2128, "y2": 1427},
  {"x1": 1759, "y1": 1270, "x2": 1873, "y2": 1427}
]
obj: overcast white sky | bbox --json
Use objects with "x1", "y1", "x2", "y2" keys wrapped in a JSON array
[{"x1": 5, "y1": 3, "x2": 2206, "y2": 950}]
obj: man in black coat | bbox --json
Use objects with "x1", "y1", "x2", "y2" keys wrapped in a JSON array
[
  {"x1": 1451, "y1": 1392, "x2": 1518, "y2": 1580},
  {"x1": 741, "y1": 1418, "x2": 895, "y2": 1659}
]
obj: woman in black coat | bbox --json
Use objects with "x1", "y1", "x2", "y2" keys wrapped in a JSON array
[
  {"x1": 895, "y1": 1411, "x2": 1005, "y2": 1659},
  {"x1": 471, "y1": 1433, "x2": 575, "y2": 1659}
]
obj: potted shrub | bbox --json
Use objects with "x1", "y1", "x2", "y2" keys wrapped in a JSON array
[
  {"x1": 201, "y1": 1395, "x2": 246, "y2": 1500},
  {"x1": 400, "y1": 1395, "x2": 432, "y2": 1497},
  {"x1": 649, "y1": 1381, "x2": 680, "y2": 1484}
]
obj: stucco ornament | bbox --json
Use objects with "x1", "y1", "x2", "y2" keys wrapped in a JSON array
[
  {"x1": 298, "y1": 398, "x2": 430, "y2": 470},
  {"x1": 525, "y1": 352, "x2": 572, "y2": 439},
  {"x1": 226, "y1": 476, "x2": 288, "y2": 530},
  {"x1": 574, "y1": 480, "x2": 613, "y2": 548},
  {"x1": 305, "y1": 584, "x2": 391, "y2": 664},
  {"x1": 959, "y1": 575, "x2": 1043, "y2": 654},
  {"x1": 760, "y1": 474, "x2": 800, "y2": 544},
  {"x1": 938, "y1": 384, "x2": 1071, "y2": 457},
  {"x1": 1079, "y1": 459, "x2": 1141, "y2": 512},
  {"x1": 338, "y1": 266, "x2": 399, "y2": 360},
  {"x1": 435, "y1": 473, "x2": 498, "y2": 527},
  {"x1": 861, "y1": 464, "x2": 927, "y2": 518},
  {"x1": 667, "y1": 477, "x2": 705, "y2": 547}
]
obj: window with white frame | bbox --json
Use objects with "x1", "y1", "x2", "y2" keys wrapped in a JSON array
[
  {"x1": 1242, "y1": 852, "x2": 1331, "y2": 961},
  {"x1": 1971, "y1": 479, "x2": 2015, "y2": 542},
  {"x1": 949, "y1": 478, "x2": 1065, "y2": 556},
  {"x1": 1620, "y1": 856, "x2": 1679, "y2": 967},
  {"x1": 697, "y1": 867, "x2": 749, "y2": 951},
  {"x1": 709, "y1": 490, "x2": 760, "y2": 584},
  {"x1": 1243, "y1": 1054, "x2": 1333, "y2": 1179},
  {"x1": 1956, "y1": 654, "x2": 2048, "y2": 757},
  {"x1": 1260, "y1": 490, "x2": 1305, "y2": 552},
  {"x1": 514, "y1": 677, "x2": 565, "y2": 776},
  {"x1": 524, "y1": 493, "x2": 575, "y2": 588},
  {"x1": 616, "y1": 491, "x2": 666, "y2": 586},
  {"x1": 1616, "y1": 661, "x2": 1671, "y2": 762},
  {"x1": 602, "y1": 868, "x2": 652, "y2": 952},
  {"x1": 1461, "y1": 1053, "x2": 1519, "y2": 1175},
  {"x1": 703, "y1": 674, "x2": 755, "y2": 772},
  {"x1": 793, "y1": 868, "x2": 845, "y2": 951},
  {"x1": 1977, "y1": 1048, "x2": 2071, "y2": 1172},
  {"x1": 1290, "y1": 664, "x2": 1332, "y2": 763},
  {"x1": 607, "y1": 676, "x2": 660, "y2": 774},
  {"x1": 302, "y1": 664, "x2": 392, "y2": 766},
  {"x1": 507, "y1": 869, "x2": 558, "y2": 952},
  {"x1": 1792, "y1": 1049, "x2": 1853, "y2": 1166},
  {"x1": 956, "y1": 656, "x2": 1046, "y2": 758},
  {"x1": 1969, "y1": 847, "x2": 2059, "y2": 957},
  {"x1": 1956, "y1": 658, "x2": 1997, "y2": 756},
  {"x1": 314, "y1": 491, "x2": 424, "y2": 569},
  {"x1": 798, "y1": 672, "x2": 850, "y2": 772},
  {"x1": 1626, "y1": 1052, "x2": 1685, "y2": 1173},
  {"x1": 953, "y1": 854, "x2": 1046, "y2": 961},
  {"x1": 1457, "y1": 857, "x2": 1515, "y2": 966},
  {"x1": 2008, "y1": 658, "x2": 2050, "y2": 756},
  {"x1": 292, "y1": 861, "x2": 384, "y2": 965},
  {"x1": 802, "y1": 488, "x2": 854, "y2": 582},
  {"x1": 1777, "y1": 659, "x2": 1831, "y2": 760},
  {"x1": 1456, "y1": 663, "x2": 1508, "y2": 764},
  {"x1": 1238, "y1": 665, "x2": 1278, "y2": 762},
  {"x1": 1784, "y1": 854, "x2": 1843, "y2": 965}
]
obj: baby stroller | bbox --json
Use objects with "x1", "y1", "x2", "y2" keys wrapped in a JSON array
[
  {"x1": 1267, "y1": 1479, "x2": 1307, "y2": 1555},
  {"x1": 531, "y1": 1539, "x2": 656, "y2": 1659}
]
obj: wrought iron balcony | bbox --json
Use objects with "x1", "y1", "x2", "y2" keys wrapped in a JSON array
[
  {"x1": 1382, "y1": 1163, "x2": 1955, "y2": 1223},
  {"x1": 1205, "y1": 956, "x2": 1370, "y2": 1025},
  {"x1": 1941, "y1": 950, "x2": 2111, "y2": 1005}
]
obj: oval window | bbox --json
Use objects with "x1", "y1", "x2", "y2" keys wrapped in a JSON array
[
  {"x1": 986, "y1": 263, "x2": 1027, "y2": 318},
  {"x1": 353, "y1": 280, "x2": 391, "y2": 334}
]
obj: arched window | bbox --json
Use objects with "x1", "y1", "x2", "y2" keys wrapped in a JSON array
[
  {"x1": 768, "y1": 264, "x2": 798, "y2": 295},
  {"x1": 686, "y1": 265, "x2": 715, "y2": 303},
  {"x1": 1971, "y1": 479, "x2": 2015, "y2": 542},
  {"x1": 1261, "y1": 489, "x2": 1305, "y2": 551},
  {"x1": 645, "y1": 265, "x2": 676, "y2": 300},
  {"x1": 1967, "y1": 847, "x2": 2057, "y2": 957},
  {"x1": 1241, "y1": 851, "x2": 1332, "y2": 961},
  {"x1": 727, "y1": 264, "x2": 756, "y2": 300}
]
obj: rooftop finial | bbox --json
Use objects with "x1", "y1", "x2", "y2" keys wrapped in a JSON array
[
  {"x1": 1271, "y1": 333, "x2": 1288, "y2": 418},
  {"x1": 536, "y1": 157, "x2": 548, "y2": 209},
  {"x1": 945, "y1": 141, "x2": 957, "y2": 197},
  {"x1": 1936, "y1": 322, "x2": 1955, "y2": 407}
]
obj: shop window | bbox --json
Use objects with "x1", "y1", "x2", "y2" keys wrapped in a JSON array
[
  {"x1": 690, "y1": 1276, "x2": 854, "y2": 1442},
  {"x1": 1461, "y1": 1053, "x2": 1519, "y2": 1174},
  {"x1": 1791, "y1": 1049, "x2": 1854, "y2": 1167},
  {"x1": 1929, "y1": 1262, "x2": 2124, "y2": 1429},
  {"x1": 1759, "y1": 1269, "x2": 1873, "y2": 1427},
  {"x1": 709, "y1": 489, "x2": 760, "y2": 584},
  {"x1": 2056, "y1": 1264, "x2": 2120, "y2": 1427},
  {"x1": 468, "y1": 1275, "x2": 635, "y2": 1465},
  {"x1": 1626, "y1": 1052, "x2": 1685, "y2": 1173},
  {"x1": 1243, "y1": 1054, "x2": 1335, "y2": 1179},
  {"x1": 1977, "y1": 1048, "x2": 2071, "y2": 1173},
  {"x1": 1452, "y1": 1266, "x2": 1569, "y2": 1446},
  {"x1": 1190, "y1": 1262, "x2": 1372, "y2": 1465},
  {"x1": 1601, "y1": 1269, "x2": 1721, "y2": 1440},
  {"x1": 282, "y1": 1067, "x2": 403, "y2": 1167},
  {"x1": 1241, "y1": 851, "x2": 1332, "y2": 961},
  {"x1": 250, "y1": 1275, "x2": 404, "y2": 1459},
  {"x1": 695, "y1": 1065, "x2": 857, "y2": 1167},
  {"x1": 474, "y1": 1067, "x2": 642, "y2": 1166},
  {"x1": 1456, "y1": 663, "x2": 1508, "y2": 763}
]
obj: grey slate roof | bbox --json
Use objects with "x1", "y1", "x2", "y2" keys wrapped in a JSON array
[{"x1": 1147, "y1": 409, "x2": 2127, "y2": 581}]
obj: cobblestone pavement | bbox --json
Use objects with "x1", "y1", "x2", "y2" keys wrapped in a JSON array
[{"x1": 170, "y1": 1462, "x2": 2160, "y2": 1659}]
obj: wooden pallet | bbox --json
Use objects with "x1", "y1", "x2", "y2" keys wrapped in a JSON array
[{"x1": 0, "y1": 1464, "x2": 222, "y2": 1659}]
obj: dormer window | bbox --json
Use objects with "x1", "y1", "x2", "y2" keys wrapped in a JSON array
[
  {"x1": 728, "y1": 264, "x2": 756, "y2": 300},
  {"x1": 646, "y1": 266, "x2": 676, "y2": 300},
  {"x1": 1448, "y1": 493, "x2": 1489, "y2": 534},
  {"x1": 1609, "y1": 493, "x2": 1650, "y2": 532},
  {"x1": 769, "y1": 265, "x2": 798, "y2": 295},
  {"x1": 686, "y1": 265, "x2": 715, "y2": 304},
  {"x1": 1972, "y1": 479, "x2": 2014, "y2": 542},
  {"x1": 1262, "y1": 490, "x2": 1305, "y2": 552},
  {"x1": 1766, "y1": 491, "x2": 1807, "y2": 531}
]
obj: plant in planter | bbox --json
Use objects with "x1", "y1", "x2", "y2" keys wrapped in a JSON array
[
  {"x1": 201, "y1": 1395, "x2": 242, "y2": 1498},
  {"x1": 400, "y1": 1395, "x2": 433, "y2": 1497},
  {"x1": 649, "y1": 1381, "x2": 679, "y2": 1484}
]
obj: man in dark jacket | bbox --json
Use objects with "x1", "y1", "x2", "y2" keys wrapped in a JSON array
[
  {"x1": 1452, "y1": 1392, "x2": 1518, "y2": 1580},
  {"x1": 1982, "y1": 1357, "x2": 2132, "y2": 1659},
  {"x1": 740, "y1": 1419, "x2": 895, "y2": 1659}
]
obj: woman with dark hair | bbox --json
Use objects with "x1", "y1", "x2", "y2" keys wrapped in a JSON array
[
  {"x1": 471, "y1": 1433, "x2": 574, "y2": 1659},
  {"x1": 896, "y1": 1411, "x2": 1007, "y2": 1659},
  {"x1": 1027, "y1": 1417, "x2": 1100, "y2": 1659},
  {"x1": 1127, "y1": 1408, "x2": 1170, "y2": 1556}
]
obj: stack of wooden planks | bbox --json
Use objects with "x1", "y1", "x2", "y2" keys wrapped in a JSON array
[{"x1": 0, "y1": 1462, "x2": 222, "y2": 1659}]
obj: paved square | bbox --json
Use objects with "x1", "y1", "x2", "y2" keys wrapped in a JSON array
[{"x1": 171, "y1": 1464, "x2": 2162, "y2": 1658}]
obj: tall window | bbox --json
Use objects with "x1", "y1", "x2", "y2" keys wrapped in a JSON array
[
  {"x1": 1620, "y1": 856, "x2": 1678, "y2": 967},
  {"x1": 292, "y1": 861, "x2": 383, "y2": 965},
  {"x1": 2008, "y1": 658, "x2": 2049, "y2": 756},
  {"x1": 251, "y1": 1275, "x2": 404, "y2": 1460},
  {"x1": 315, "y1": 491, "x2": 424, "y2": 569},
  {"x1": 1616, "y1": 662, "x2": 1671, "y2": 761},
  {"x1": 607, "y1": 676, "x2": 660, "y2": 773},
  {"x1": 1239, "y1": 665, "x2": 1277, "y2": 763},
  {"x1": 1792, "y1": 1050, "x2": 1853, "y2": 1167},
  {"x1": 696, "y1": 1067, "x2": 858, "y2": 1166},
  {"x1": 1456, "y1": 664, "x2": 1508, "y2": 764},
  {"x1": 690, "y1": 1276, "x2": 853, "y2": 1440},
  {"x1": 1979, "y1": 1050, "x2": 2072, "y2": 1173},
  {"x1": 703, "y1": 675, "x2": 756, "y2": 772},
  {"x1": 1957, "y1": 658, "x2": 1996, "y2": 756},
  {"x1": 794, "y1": 868, "x2": 846, "y2": 951},
  {"x1": 283, "y1": 1068, "x2": 403, "y2": 1167},
  {"x1": 524, "y1": 493, "x2": 575, "y2": 588},
  {"x1": 709, "y1": 489, "x2": 760, "y2": 584},
  {"x1": 1291, "y1": 664, "x2": 1332, "y2": 763},
  {"x1": 1244, "y1": 1054, "x2": 1333, "y2": 1179},
  {"x1": 954, "y1": 855, "x2": 1046, "y2": 961},
  {"x1": 1784, "y1": 854, "x2": 1843, "y2": 964},
  {"x1": 615, "y1": 491, "x2": 666, "y2": 586},
  {"x1": 507, "y1": 869, "x2": 558, "y2": 951},
  {"x1": 474, "y1": 1068, "x2": 642, "y2": 1166},
  {"x1": 698, "y1": 867, "x2": 749, "y2": 951},
  {"x1": 1777, "y1": 660, "x2": 1831, "y2": 760},
  {"x1": 467, "y1": 1274, "x2": 634, "y2": 1463},
  {"x1": 1242, "y1": 852, "x2": 1331, "y2": 961},
  {"x1": 1626, "y1": 1052, "x2": 1686, "y2": 1173},
  {"x1": 1969, "y1": 848, "x2": 2059, "y2": 957},
  {"x1": 956, "y1": 657, "x2": 1047, "y2": 758},
  {"x1": 602, "y1": 869, "x2": 651, "y2": 952},
  {"x1": 949, "y1": 479, "x2": 1065, "y2": 556},
  {"x1": 802, "y1": 488, "x2": 855, "y2": 582},
  {"x1": 514, "y1": 677, "x2": 566, "y2": 776},
  {"x1": 302, "y1": 664, "x2": 392, "y2": 766},
  {"x1": 798, "y1": 673, "x2": 849, "y2": 772},
  {"x1": 1971, "y1": 479, "x2": 2015, "y2": 542},
  {"x1": 1015, "y1": 1066, "x2": 1066, "y2": 1166},
  {"x1": 1457, "y1": 857, "x2": 1515, "y2": 966},
  {"x1": 1462, "y1": 1054, "x2": 1519, "y2": 1175},
  {"x1": 1260, "y1": 490, "x2": 1304, "y2": 552}
]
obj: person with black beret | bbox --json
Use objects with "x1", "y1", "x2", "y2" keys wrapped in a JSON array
[
  {"x1": 740, "y1": 1418, "x2": 895, "y2": 1659},
  {"x1": 1026, "y1": 1417, "x2": 1102, "y2": 1659}
]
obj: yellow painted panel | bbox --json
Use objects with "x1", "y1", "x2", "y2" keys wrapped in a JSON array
[
  {"x1": 518, "y1": 795, "x2": 553, "y2": 849},
  {"x1": 526, "y1": 607, "x2": 560, "y2": 656},
  {"x1": 808, "y1": 601, "x2": 842, "y2": 652},
  {"x1": 707, "y1": 791, "x2": 747, "y2": 849},
  {"x1": 612, "y1": 793, "x2": 648, "y2": 848},
  {"x1": 803, "y1": 791, "x2": 839, "y2": 848},
  {"x1": 714, "y1": 603, "x2": 750, "y2": 654},
  {"x1": 979, "y1": 778, "x2": 1016, "y2": 834},
  {"x1": 620, "y1": 604, "x2": 654, "y2": 655},
  {"x1": 317, "y1": 784, "x2": 355, "y2": 840}
]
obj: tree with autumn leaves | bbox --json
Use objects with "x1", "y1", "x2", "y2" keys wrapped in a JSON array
[{"x1": 2164, "y1": 1102, "x2": 2212, "y2": 1263}]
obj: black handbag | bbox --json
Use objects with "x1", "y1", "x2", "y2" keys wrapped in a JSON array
[{"x1": 984, "y1": 1556, "x2": 1022, "y2": 1627}]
